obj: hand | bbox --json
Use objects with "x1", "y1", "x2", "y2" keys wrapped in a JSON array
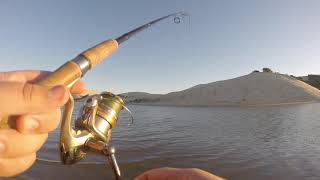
[
  {"x1": 0, "y1": 70, "x2": 86, "y2": 177},
  {"x1": 135, "y1": 167, "x2": 224, "y2": 180}
]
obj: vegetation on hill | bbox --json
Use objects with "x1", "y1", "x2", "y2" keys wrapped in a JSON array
[
  {"x1": 294, "y1": 75, "x2": 320, "y2": 90},
  {"x1": 251, "y1": 68, "x2": 320, "y2": 91}
]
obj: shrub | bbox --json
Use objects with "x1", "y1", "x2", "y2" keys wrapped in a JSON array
[{"x1": 262, "y1": 68, "x2": 273, "y2": 73}]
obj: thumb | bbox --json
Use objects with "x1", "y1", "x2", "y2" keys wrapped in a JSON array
[{"x1": 0, "y1": 82, "x2": 69, "y2": 115}]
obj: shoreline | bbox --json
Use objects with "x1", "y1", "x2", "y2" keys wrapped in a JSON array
[{"x1": 126, "y1": 100, "x2": 319, "y2": 108}]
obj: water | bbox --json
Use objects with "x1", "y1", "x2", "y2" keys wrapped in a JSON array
[{"x1": 8, "y1": 103, "x2": 320, "y2": 180}]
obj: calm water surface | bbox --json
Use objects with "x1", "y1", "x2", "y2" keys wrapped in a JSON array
[{"x1": 8, "y1": 103, "x2": 320, "y2": 180}]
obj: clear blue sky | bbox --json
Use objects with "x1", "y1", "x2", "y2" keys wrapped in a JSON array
[{"x1": 1, "y1": 0, "x2": 320, "y2": 94}]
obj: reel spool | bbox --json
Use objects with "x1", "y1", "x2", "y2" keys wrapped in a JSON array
[{"x1": 60, "y1": 92, "x2": 132, "y2": 180}]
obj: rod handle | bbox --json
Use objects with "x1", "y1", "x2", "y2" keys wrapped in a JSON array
[
  {"x1": 82, "y1": 39, "x2": 118, "y2": 68},
  {"x1": 0, "y1": 61, "x2": 82, "y2": 129}
]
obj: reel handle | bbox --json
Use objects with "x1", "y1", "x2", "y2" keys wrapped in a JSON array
[{"x1": 86, "y1": 138, "x2": 122, "y2": 180}]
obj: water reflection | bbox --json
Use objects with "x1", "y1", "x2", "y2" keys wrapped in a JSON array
[{"x1": 8, "y1": 103, "x2": 320, "y2": 180}]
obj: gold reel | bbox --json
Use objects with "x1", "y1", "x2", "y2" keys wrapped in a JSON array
[{"x1": 60, "y1": 92, "x2": 132, "y2": 180}]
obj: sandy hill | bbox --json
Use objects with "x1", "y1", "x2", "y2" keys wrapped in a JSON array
[{"x1": 121, "y1": 72, "x2": 320, "y2": 106}]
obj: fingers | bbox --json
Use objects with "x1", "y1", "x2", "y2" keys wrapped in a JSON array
[
  {"x1": 0, "y1": 70, "x2": 86, "y2": 92},
  {"x1": 0, "y1": 70, "x2": 49, "y2": 83},
  {"x1": 0, "y1": 129, "x2": 47, "y2": 158},
  {"x1": 135, "y1": 167, "x2": 179, "y2": 180},
  {"x1": 0, "y1": 70, "x2": 87, "y2": 95},
  {"x1": 0, "y1": 70, "x2": 87, "y2": 178},
  {"x1": 16, "y1": 109, "x2": 61, "y2": 134},
  {"x1": 183, "y1": 168, "x2": 225, "y2": 180},
  {"x1": 135, "y1": 167, "x2": 225, "y2": 180},
  {"x1": 71, "y1": 80, "x2": 87, "y2": 94},
  {"x1": 0, "y1": 82, "x2": 69, "y2": 115},
  {"x1": 0, "y1": 153, "x2": 36, "y2": 177}
]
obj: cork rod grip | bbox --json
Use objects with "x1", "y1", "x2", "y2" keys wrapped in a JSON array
[
  {"x1": 82, "y1": 39, "x2": 118, "y2": 68},
  {"x1": 0, "y1": 61, "x2": 82, "y2": 129},
  {"x1": 37, "y1": 61, "x2": 82, "y2": 87}
]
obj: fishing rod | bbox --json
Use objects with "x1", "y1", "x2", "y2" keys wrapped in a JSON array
[
  {"x1": 116, "y1": 12, "x2": 185, "y2": 44},
  {"x1": 0, "y1": 11, "x2": 188, "y2": 180}
]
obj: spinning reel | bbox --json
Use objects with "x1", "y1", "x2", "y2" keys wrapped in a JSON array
[{"x1": 60, "y1": 92, "x2": 132, "y2": 180}]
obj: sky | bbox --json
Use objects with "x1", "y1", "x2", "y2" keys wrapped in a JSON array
[{"x1": 0, "y1": 0, "x2": 320, "y2": 94}]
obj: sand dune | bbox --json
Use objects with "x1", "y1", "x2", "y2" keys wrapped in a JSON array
[{"x1": 121, "y1": 72, "x2": 320, "y2": 106}]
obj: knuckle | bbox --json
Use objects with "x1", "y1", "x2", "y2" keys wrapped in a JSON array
[
  {"x1": 21, "y1": 83, "x2": 35, "y2": 103},
  {"x1": 26, "y1": 110, "x2": 61, "y2": 133}
]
